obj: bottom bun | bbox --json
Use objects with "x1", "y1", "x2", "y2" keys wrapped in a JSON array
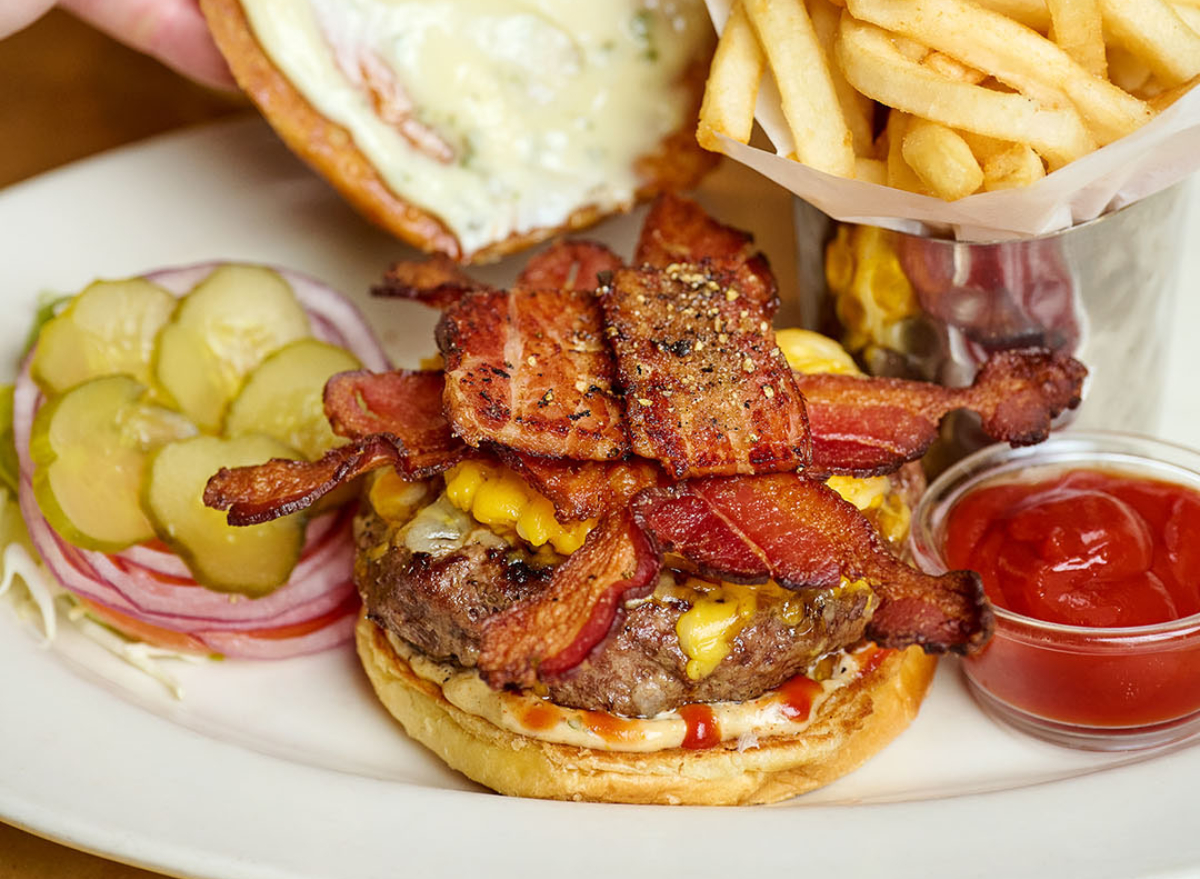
[{"x1": 356, "y1": 614, "x2": 937, "y2": 805}]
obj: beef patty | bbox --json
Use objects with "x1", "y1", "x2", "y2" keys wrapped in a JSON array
[{"x1": 355, "y1": 499, "x2": 878, "y2": 718}]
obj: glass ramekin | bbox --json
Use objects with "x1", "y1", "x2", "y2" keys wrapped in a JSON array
[{"x1": 910, "y1": 431, "x2": 1200, "y2": 751}]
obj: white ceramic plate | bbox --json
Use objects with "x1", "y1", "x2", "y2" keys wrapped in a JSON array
[{"x1": 1, "y1": 118, "x2": 1198, "y2": 879}]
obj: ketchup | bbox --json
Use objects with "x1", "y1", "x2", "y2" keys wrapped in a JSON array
[
  {"x1": 945, "y1": 469, "x2": 1200, "y2": 627},
  {"x1": 945, "y1": 468, "x2": 1200, "y2": 729}
]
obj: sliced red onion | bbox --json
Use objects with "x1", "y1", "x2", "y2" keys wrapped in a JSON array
[
  {"x1": 23, "y1": 476, "x2": 359, "y2": 650},
  {"x1": 19, "y1": 480, "x2": 145, "y2": 617},
  {"x1": 61, "y1": 504, "x2": 355, "y2": 625},
  {"x1": 10, "y1": 261, "x2": 389, "y2": 658},
  {"x1": 11, "y1": 354, "x2": 36, "y2": 481},
  {"x1": 196, "y1": 608, "x2": 358, "y2": 660},
  {"x1": 116, "y1": 506, "x2": 344, "y2": 579}
]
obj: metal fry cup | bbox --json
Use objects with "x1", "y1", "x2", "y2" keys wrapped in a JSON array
[{"x1": 789, "y1": 184, "x2": 1191, "y2": 465}]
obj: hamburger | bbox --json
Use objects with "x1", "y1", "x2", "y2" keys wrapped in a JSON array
[
  {"x1": 205, "y1": 195, "x2": 1087, "y2": 804},
  {"x1": 200, "y1": 0, "x2": 717, "y2": 262}
]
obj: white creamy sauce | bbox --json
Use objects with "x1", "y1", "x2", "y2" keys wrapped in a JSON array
[
  {"x1": 390, "y1": 631, "x2": 872, "y2": 754},
  {"x1": 242, "y1": 0, "x2": 711, "y2": 255}
]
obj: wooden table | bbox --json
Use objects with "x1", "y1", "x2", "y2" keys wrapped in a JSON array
[{"x1": 0, "y1": 10, "x2": 239, "y2": 879}]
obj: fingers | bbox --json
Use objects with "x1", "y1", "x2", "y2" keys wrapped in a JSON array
[
  {"x1": 58, "y1": 0, "x2": 236, "y2": 91},
  {"x1": 0, "y1": 0, "x2": 57, "y2": 39}
]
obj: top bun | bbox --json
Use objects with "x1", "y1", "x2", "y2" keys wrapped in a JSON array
[{"x1": 201, "y1": 0, "x2": 717, "y2": 262}]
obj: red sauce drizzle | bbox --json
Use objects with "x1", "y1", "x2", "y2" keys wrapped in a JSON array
[
  {"x1": 519, "y1": 703, "x2": 558, "y2": 732},
  {"x1": 857, "y1": 646, "x2": 892, "y2": 677},
  {"x1": 581, "y1": 710, "x2": 642, "y2": 746},
  {"x1": 778, "y1": 674, "x2": 822, "y2": 722},
  {"x1": 678, "y1": 704, "x2": 721, "y2": 750},
  {"x1": 945, "y1": 468, "x2": 1200, "y2": 728}
]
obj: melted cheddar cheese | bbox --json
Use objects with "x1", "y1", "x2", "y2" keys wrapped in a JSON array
[{"x1": 444, "y1": 460, "x2": 594, "y2": 554}]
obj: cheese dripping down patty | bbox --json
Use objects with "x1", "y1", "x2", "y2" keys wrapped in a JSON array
[{"x1": 240, "y1": 0, "x2": 712, "y2": 255}]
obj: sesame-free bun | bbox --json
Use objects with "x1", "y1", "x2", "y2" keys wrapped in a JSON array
[
  {"x1": 355, "y1": 613, "x2": 937, "y2": 805},
  {"x1": 200, "y1": 0, "x2": 716, "y2": 263}
]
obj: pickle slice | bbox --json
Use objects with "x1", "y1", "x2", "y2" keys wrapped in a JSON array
[
  {"x1": 1, "y1": 385, "x2": 17, "y2": 493},
  {"x1": 155, "y1": 265, "x2": 311, "y2": 432},
  {"x1": 143, "y1": 435, "x2": 305, "y2": 596},
  {"x1": 31, "y1": 279, "x2": 176, "y2": 394},
  {"x1": 224, "y1": 339, "x2": 361, "y2": 460},
  {"x1": 30, "y1": 375, "x2": 198, "y2": 552}
]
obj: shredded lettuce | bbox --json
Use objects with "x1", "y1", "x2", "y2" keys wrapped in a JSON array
[
  {"x1": 0, "y1": 488, "x2": 199, "y2": 698},
  {"x1": 22, "y1": 291, "x2": 70, "y2": 359},
  {"x1": 0, "y1": 489, "x2": 55, "y2": 641}
]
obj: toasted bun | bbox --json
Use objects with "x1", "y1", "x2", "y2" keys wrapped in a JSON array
[
  {"x1": 356, "y1": 613, "x2": 937, "y2": 805},
  {"x1": 200, "y1": 0, "x2": 716, "y2": 263}
]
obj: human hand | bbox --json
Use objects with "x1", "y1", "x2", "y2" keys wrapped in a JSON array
[{"x1": 1, "y1": 0, "x2": 235, "y2": 91}]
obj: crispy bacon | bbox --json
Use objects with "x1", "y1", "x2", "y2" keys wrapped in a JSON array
[
  {"x1": 323, "y1": 370, "x2": 464, "y2": 473},
  {"x1": 797, "y1": 348, "x2": 1087, "y2": 476},
  {"x1": 601, "y1": 265, "x2": 809, "y2": 478},
  {"x1": 497, "y1": 450, "x2": 662, "y2": 522},
  {"x1": 205, "y1": 435, "x2": 407, "y2": 526},
  {"x1": 372, "y1": 254, "x2": 479, "y2": 310},
  {"x1": 478, "y1": 511, "x2": 661, "y2": 688},
  {"x1": 437, "y1": 287, "x2": 628, "y2": 459},
  {"x1": 635, "y1": 193, "x2": 777, "y2": 311},
  {"x1": 205, "y1": 371, "x2": 467, "y2": 526},
  {"x1": 373, "y1": 239, "x2": 621, "y2": 310},
  {"x1": 631, "y1": 474, "x2": 993, "y2": 653},
  {"x1": 516, "y1": 240, "x2": 623, "y2": 292}
]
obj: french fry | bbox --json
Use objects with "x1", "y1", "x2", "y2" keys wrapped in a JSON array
[
  {"x1": 956, "y1": 129, "x2": 1012, "y2": 163},
  {"x1": 982, "y1": 144, "x2": 1047, "y2": 189},
  {"x1": 744, "y1": 0, "x2": 856, "y2": 177},
  {"x1": 697, "y1": 2, "x2": 765, "y2": 151},
  {"x1": 854, "y1": 157, "x2": 888, "y2": 185},
  {"x1": 1173, "y1": 3, "x2": 1200, "y2": 34},
  {"x1": 809, "y1": 0, "x2": 876, "y2": 157},
  {"x1": 1047, "y1": 0, "x2": 1107, "y2": 78},
  {"x1": 892, "y1": 35, "x2": 932, "y2": 63},
  {"x1": 885, "y1": 112, "x2": 929, "y2": 193},
  {"x1": 845, "y1": 0, "x2": 1153, "y2": 145},
  {"x1": 972, "y1": 0, "x2": 1052, "y2": 31},
  {"x1": 836, "y1": 17, "x2": 1096, "y2": 167},
  {"x1": 1099, "y1": 0, "x2": 1200, "y2": 86},
  {"x1": 1149, "y1": 73, "x2": 1200, "y2": 110},
  {"x1": 1107, "y1": 46, "x2": 1154, "y2": 92},
  {"x1": 922, "y1": 52, "x2": 988, "y2": 84},
  {"x1": 902, "y1": 118, "x2": 985, "y2": 199}
]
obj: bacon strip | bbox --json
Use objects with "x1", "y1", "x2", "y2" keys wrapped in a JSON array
[
  {"x1": 798, "y1": 348, "x2": 1087, "y2": 476},
  {"x1": 323, "y1": 370, "x2": 464, "y2": 472},
  {"x1": 478, "y1": 511, "x2": 661, "y2": 688},
  {"x1": 635, "y1": 193, "x2": 777, "y2": 311},
  {"x1": 437, "y1": 287, "x2": 628, "y2": 459},
  {"x1": 205, "y1": 435, "x2": 407, "y2": 527},
  {"x1": 372, "y1": 254, "x2": 480, "y2": 310},
  {"x1": 516, "y1": 239, "x2": 623, "y2": 292},
  {"x1": 602, "y1": 265, "x2": 809, "y2": 478},
  {"x1": 323, "y1": 370, "x2": 462, "y2": 467},
  {"x1": 497, "y1": 450, "x2": 662, "y2": 522},
  {"x1": 631, "y1": 474, "x2": 993, "y2": 653},
  {"x1": 205, "y1": 371, "x2": 467, "y2": 525},
  {"x1": 372, "y1": 239, "x2": 621, "y2": 310}
]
